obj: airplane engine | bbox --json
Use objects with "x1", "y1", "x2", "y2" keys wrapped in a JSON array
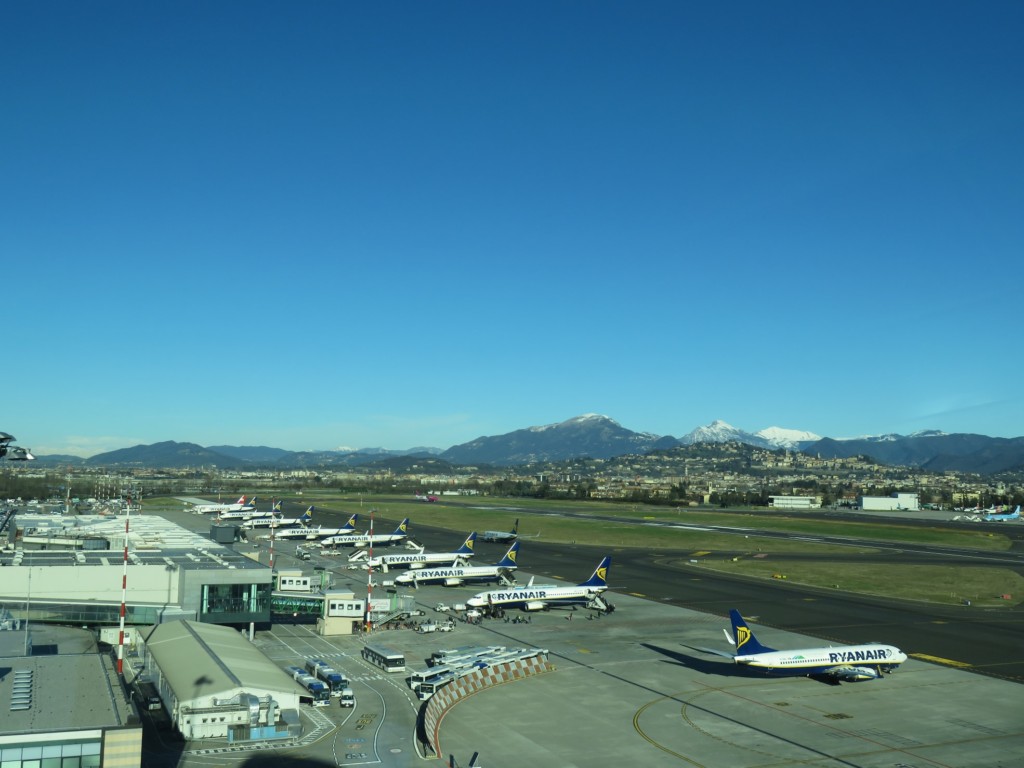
[
  {"x1": 837, "y1": 667, "x2": 882, "y2": 682},
  {"x1": 524, "y1": 601, "x2": 547, "y2": 611},
  {"x1": 443, "y1": 578, "x2": 464, "y2": 587}
]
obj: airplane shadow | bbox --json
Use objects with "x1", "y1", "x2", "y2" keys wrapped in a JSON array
[
  {"x1": 642, "y1": 642, "x2": 770, "y2": 680},
  {"x1": 644, "y1": 643, "x2": 844, "y2": 686}
]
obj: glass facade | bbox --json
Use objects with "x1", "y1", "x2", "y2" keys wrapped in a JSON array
[
  {"x1": 0, "y1": 741, "x2": 101, "y2": 768},
  {"x1": 200, "y1": 582, "x2": 270, "y2": 620}
]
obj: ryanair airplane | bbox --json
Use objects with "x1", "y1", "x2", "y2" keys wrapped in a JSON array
[
  {"x1": 465, "y1": 555, "x2": 612, "y2": 613},
  {"x1": 321, "y1": 518, "x2": 410, "y2": 548},
  {"x1": 714, "y1": 609, "x2": 907, "y2": 683},
  {"x1": 363, "y1": 532, "x2": 476, "y2": 571},
  {"x1": 395, "y1": 541, "x2": 520, "y2": 587}
]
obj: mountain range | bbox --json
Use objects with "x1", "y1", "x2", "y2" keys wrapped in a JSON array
[{"x1": 28, "y1": 415, "x2": 1024, "y2": 475}]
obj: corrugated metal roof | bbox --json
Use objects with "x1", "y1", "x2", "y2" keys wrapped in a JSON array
[{"x1": 142, "y1": 620, "x2": 303, "y2": 704}]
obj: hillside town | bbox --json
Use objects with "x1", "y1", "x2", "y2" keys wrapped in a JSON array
[{"x1": 4, "y1": 442, "x2": 1021, "y2": 511}]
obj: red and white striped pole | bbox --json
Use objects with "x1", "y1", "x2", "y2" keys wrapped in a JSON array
[
  {"x1": 365, "y1": 511, "x2": 374, "y2": 633},
  {"x1": 269, "y1": 497, "x2": 275, "y2": 571},
  {"x1": 116, "y1": 495, "x2": 131, "y2": 676}
]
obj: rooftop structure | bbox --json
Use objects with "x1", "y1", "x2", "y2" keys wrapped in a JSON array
[{"x1": 0, "y1": 514, "x2": 272, "y2": 628}]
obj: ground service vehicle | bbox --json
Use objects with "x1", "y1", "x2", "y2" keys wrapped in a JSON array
[
  {"x1": 361, "y1": 643, "x2": 406, "y2": 673},
  {"x1": 285, "y1": 665, "x2": 331, "y2": 706},
  {"x1": 305, "y1": 658, "x2": 348, "y2": 696}
]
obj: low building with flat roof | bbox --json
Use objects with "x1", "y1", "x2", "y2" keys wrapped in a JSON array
[
  {"x1": 0, "y1": 626, "x2": 141, "y2": 768},
  {"x1": 0, "y1": 513, "x2": 272, "y2": 628}
]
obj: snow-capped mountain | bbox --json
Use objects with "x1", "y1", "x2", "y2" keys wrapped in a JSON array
[
  {"x1": 679, "y1": 420, "x2": 773, "y2": 449},
  {"x1": 754, "y1": 426, "x2": 823, "y2": 450}
]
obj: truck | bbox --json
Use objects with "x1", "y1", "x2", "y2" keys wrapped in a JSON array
[
  {"x1": 339, "y1": 687, "x2": 356, "y2": 707},
  {"x1": 305, "y1": 658, "x2": 349, "y2": 697},
  {"x1": 285, "y1": 665, "x2": 331, "y2": 707}
]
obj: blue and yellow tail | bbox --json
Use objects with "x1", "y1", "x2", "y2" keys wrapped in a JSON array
[
  {"x1": 728, "y1": 609, "x2": 775, "y2": 654},
  {"x1": 580, "y1": 556, "x2": 611, "y2": 587},
  {"x1": 340, "y1": 513, "x2": 357, "y2": 530},
  {"x1": 497, "y1": 540, "x2": 520, "y2": 567},
  {"x1": 298, "y1": 506, "x2": 314, "y2": 526},
  {"x1": 455, "y1": 532, "x2": 476, "y2": 554},
  {"x1": 394, "y1": 518, "x2": 410, "y2": 535}
]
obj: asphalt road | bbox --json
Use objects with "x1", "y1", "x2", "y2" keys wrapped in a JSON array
[{"x1": 302, "y1": 500, "x2": 1024, "y2": 684}]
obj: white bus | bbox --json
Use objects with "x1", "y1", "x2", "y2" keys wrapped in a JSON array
[{"x1": 362, "y1": 643, "x2": 406, "y2": 673}]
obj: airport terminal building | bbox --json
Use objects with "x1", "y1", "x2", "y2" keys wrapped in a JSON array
[{"x1": 0, "y1": 513, "x2": 273, "y2": 628}]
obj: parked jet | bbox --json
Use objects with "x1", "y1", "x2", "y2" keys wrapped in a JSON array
[
  {"x1": 361, "y1": 532, "x2": 476, "y2": 571},
  {"x1": 395, "y1": 541, "x2": 520, "y2": 587},
  {"x1": 320, "y1": 518, "x2": 410, "y2": 549},
  {"x1": 466, "y1": 555, "x2": 612, "y2": 613},
  {"x1": 312, "y1": 512, "x2": 362, "y2": 538},
  {"x1": 192, "y1": 495, "x2": 256, "y2": 515},
  {"x1": 984, "y1": 505, "x2": 1021, "y2": 522},
  {"x1": 260, "y1": 510, "x2": 359, "y2": 540},
  {"x1": 244, "y1": 504, "x2": 311, "y2": 529},
  {"x1": 709, "y1": 609, "x2": 907, "y2": 683}
]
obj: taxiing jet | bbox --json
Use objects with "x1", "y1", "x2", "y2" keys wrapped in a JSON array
[
  {"x1": 320, "y1": 518, "x2": 410, "y2": 549},
  {"x1": 709, "y1": 609, "x2": 907, "y2": 683},
  {"x1": 361, "y1": 532, "x2": 477, "y2": 571},
  {"x1": 415, "y1": 493, "x2": 439, "y2": 502},
  {"x1": 984, "y1": 505, "x2": 1020, "y2": 522},
  {"x1": 479, "y1": 520, "x2": 520, "y2": 544},
  {"x1": 395, "y1": 541, "x2": 520, "y2": 587},
  {"x1": 466, "y1": 555, "x2": 612, "y2": 613},
  {"x1": 192, "y1": 495, "x2": 256, "y2": 515}
]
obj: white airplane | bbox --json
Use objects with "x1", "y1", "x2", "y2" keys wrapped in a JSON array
[
  {"x1": 479, "y1": 518, "x2": 538, "y2": 543},
  {"x1": 244, "y1": 503, "x2": 310, "y2": 529},
  {"x1": 192, "y1": 495, "x2": 256, "y2": 515},
  {"x1": 260, "y1": 511, "x2": 359, "y2": 540},
  {"x1": 983, "y1": 505, "x2": 1021, "y2": 522},
  {"x1": 465, "y1": 555, "x2": 612, "y2": 613},
  {"x1": 320, "y1": 518, "x2": 410, "y2": 549},
  {"x1": 395, "y1": 541, "x2": 520, "y2": 587},
  {"x1": 708, "y1": 609, "x2": 907, "y2": 683},
  {"x1": 361, "y1": 532, "x2": 477, "y2": 571}
]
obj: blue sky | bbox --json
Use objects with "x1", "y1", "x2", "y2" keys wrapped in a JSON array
[{"x1": 3, "y1": 2, "x2": 1023, "y2": 457}]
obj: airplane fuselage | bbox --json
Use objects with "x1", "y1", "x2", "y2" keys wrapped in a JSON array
[
  {"x1": 367, "y1": 551, "x2": 471, "y2": 569},
  {"x1": 735, "y1": 643, "x2": 907, "y2": 678},
  {"x1": 395, "y1": 565, "x2": 514, "y2": 586},
  {"x1": 466, "y1": 585, "x2": 604, "y2": 610}
]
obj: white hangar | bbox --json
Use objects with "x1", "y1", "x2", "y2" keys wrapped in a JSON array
[{"x1": 136, "y1": 620, "x2": 305, "y2": 742}]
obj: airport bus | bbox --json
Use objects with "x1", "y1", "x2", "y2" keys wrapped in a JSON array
[{"x1": 361, "y1": 643, "x2": 406, "y2": 673}]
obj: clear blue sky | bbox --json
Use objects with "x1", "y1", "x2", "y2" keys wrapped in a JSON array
[{"x1": 4, "y1": 2, "x2": 1023, "y2": 457}]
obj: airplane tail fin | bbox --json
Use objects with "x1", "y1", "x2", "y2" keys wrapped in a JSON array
[
  {"x1": 236, "y1": 495, "x2": 246, "y2": 504},
  {"x1": 511, "y1": 518, "x2": 519, "y2": 535},
  {"x1": 580, "y1": 556, "x2": 611, "y2": 588},
  {"x1": 298, "y1": 510, "x2": 312, "y2": 526},
  {"x1": 497, "y1": 540, "x2": 520, "y2": 568},
  {"x1": 728, "y1": 609, "x2": 775, "y2": 654},
  {"x1": 455, "y1": 532, "x2": 476, "y2": 555},
  {"x1": 272, "y1": 499, "x2": 282, "y2": 513},
  {"x1": 395, "y1": 518, "x2": 410, "y2": 536},
  {"x1": 342, "y1": 513, "x2": 357, "y2": 530}
]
